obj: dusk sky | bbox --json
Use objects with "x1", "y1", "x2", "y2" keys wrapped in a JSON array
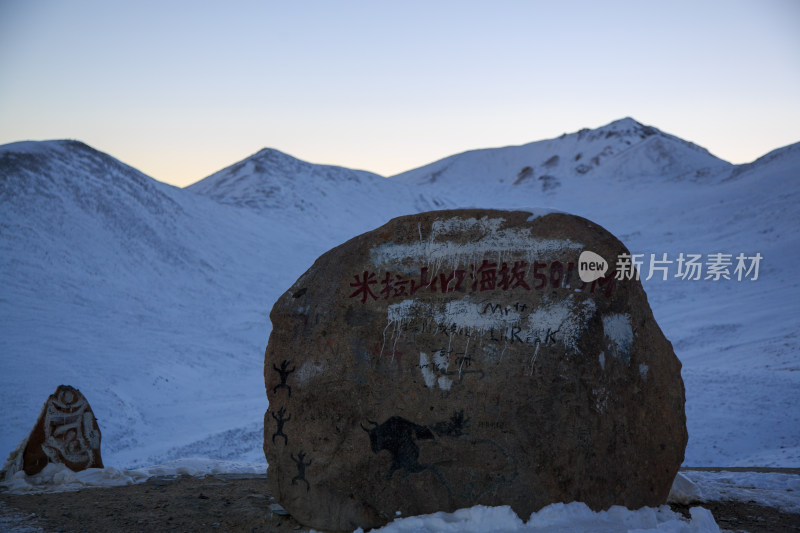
[{"x1": 1, "y1": 0, "x2": 798, "y2": 187}]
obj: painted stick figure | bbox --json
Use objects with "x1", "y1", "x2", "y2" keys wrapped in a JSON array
[
  {"x1": 272, "y1": 359, "x2": 295, "y2": 397},
  {"x1": 271, "y1": 407, "x2": 291, "y2": 445},
  {"x1": 291, "y1": 451, "x2": 312, "y2": 492}
]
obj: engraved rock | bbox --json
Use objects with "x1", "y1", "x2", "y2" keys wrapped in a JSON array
[
  {"x1": 263, "y1": 209, "x2": 687, "y2": 531},
  {"x1": 12, "y1": 385, "x2": 104, "y2": 476}
]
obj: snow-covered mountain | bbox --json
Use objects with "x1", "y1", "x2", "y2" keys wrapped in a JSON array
[
  {"x1": 0, "y1": 141, "x2": 313, "y2": 467},
  {"x1": 392, "y1": 118, "x2": 732, "y2": 200},
  {"x1": 1, "y1": 118, "x2": 798, "y2": 472},
  {"x1": 0, "y1": 140, "x2": 443, "y2": 468},
  {"x1": 187, "y1": 147, "x2": 447, "y2": 240}
]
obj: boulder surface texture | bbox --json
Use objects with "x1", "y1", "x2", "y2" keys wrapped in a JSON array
[{"x1": 264, "y1": 209, "x2": 687, "y2": 531}]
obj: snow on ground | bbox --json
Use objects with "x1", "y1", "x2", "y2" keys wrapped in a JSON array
[
  {"x1": 4, "y1": 457, "x2": 797, "y2": 514},
  {"x1": 16, "y1": 462, "x2": 800, "y2": 532},
  {"x1": 3, "y1": 460, "x2": 800, "y2": 532},
  {"x1": 347, "y1": 468, "x2": 800, "y2": 532},
  {"x1": 352, "y1": 503, "x2": 720, "y2": 533},
  {"x1": 0, "y1": 459, "x2": 265, "y2": 494},
  {"x1": 671, "y1": 471, "x2": 800, "y2": 514}
]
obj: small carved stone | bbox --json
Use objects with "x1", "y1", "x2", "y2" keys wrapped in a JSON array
[{"x1": 22, "y1": 385, "x2": 104, "y2": 475}]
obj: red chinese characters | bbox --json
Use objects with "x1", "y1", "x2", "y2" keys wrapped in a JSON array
[
  {"x1": 349, "y1": 270, "x2": 378, "y2": 303},
  {"x1": 348, "y1": 260, "x2": 615, "y2": 303}
]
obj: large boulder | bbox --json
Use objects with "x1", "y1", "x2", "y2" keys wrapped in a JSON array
[{"x1": 263, "y1": 209, "x2": 687, "y2": 531}]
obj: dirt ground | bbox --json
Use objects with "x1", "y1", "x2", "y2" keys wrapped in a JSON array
[
  {"x1": 0, "y1": 474, "x2": 301, "y2": 533},
  {"x1": 1, "y1": 470, "x2": 798, "y2": 533}
]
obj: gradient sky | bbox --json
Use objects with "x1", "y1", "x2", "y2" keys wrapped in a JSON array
[{"x1": 1, "y1": 0, "x2": 798, "y2": 187}]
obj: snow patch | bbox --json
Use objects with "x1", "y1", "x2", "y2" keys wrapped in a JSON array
[
  {"x1": 521, "y1": 207, "x2": 566, "y2": 221},
  {"x1": 358, "y1": 501, "x2": 721, "y2": 533},
  {"x1": 671, "y1": 470, "x2": 800, "y2": 514},
  {"x1": 668, "y1": 472, "x2": 705, "y2": 505}
]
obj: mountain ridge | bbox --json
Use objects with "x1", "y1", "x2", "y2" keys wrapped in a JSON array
[
  {"x1": 184, "y1": 141, "x2": 449, "y2": 239},
  {"x1": 389, "y1": 118, "x2": 733, "y2": 201},
  {"x1": 5, "y1": 117, "x2": 789, "y2": 193}
]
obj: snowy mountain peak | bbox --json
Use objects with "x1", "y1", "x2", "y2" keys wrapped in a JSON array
[
  {"x1": 187, "y1": 146, "x2": 445, "y2": 236},
  {"x1": 724, "y1": 140, "x2": 800, "y2": 182},
  {"x1": 591, "y1": 116, "x2": 659, "y2": 138},
  {"x1": 0, "y1": 138, "x2": 86, "y2": 156},
  {"x1": 0, "y1": 139, "x2": 199, "y2": 277},
  {"x1": 565, "y1": 118, "x2": 718, "y2": 162},
  {"x1": 188, "y1": 147, "x2": 381, "y2": 207},
  {"x1": 0, "y1": 139, "x2": 146, "y2": 175},
  {"x1": 246, "y1": 147, "x2": 304, "y2": 167},
  {"x1": 605, "y1": 116, "x2": 642, "y2": 128},
  {"x1": 0, "y1": 139, "x2": 171, "y2": 198},
  {"x1": 391, "y1": 117, "x2": 731, "y2": 198}
]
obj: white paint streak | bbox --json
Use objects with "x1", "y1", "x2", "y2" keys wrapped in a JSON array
[
  {"x1": 388, "y1": 295, "x2": 597, "y2": 355},
  {"x1": 435, "y1": 299, "x2": 520, "y2": 333},
  {"x1": 419, "y1": 352, "x2": 436, "y2": 388},
  {"x1": 523, "y1": 297, "x2": 596, "y2": 352},
  {"x1": 369, "y1": 215, "x2": 582, "y2": 268},
  {"x1": 593, "y1": 387, "x2": 609, "y2": 413},
  {"x1": 528, "y1": 342, "x2": 541, "y2": 376},
  {"x1": 432, "y1": 350, "x2": 449, "y2": 371},
  {"x1": 431, "y1": 216, "x2": 504, "y2": 237},
  {"x1": 294, "y1": 360, "x2": 326, "y2": 386},
  {"x1": 386, "y1": 299, "x2": 420, "y2": 323},
  {"x1": 387, "y1": 298, "x2": 515, "y2": 338},
  {"x1": 639, "y1": 363, "x2": 649, "y2": 380},
  {"x1": 603, "y1": 313, "x2": 633, "y2": 362},
  {"x1": 419, "y1": 352, "x2": 452, "y2": 390}
]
